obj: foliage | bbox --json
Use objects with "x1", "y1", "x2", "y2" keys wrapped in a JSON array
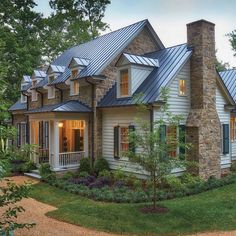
[
  {"x1": 0, "y1": 125, "x2": 16, "y2": 152},
  {"x1": 126, "y1": 88, "x2": 191, "y2": 209},
  {"x1": 98, "y1": 169, "x2": 112, "y2": 179},
  {"x1": 230, "y1": 162, "x2": 236, "y2": 172},
  {"x1": 21, "y1": 160, "x2": 37, "y2": 173},
  {"x1": 113, "y1": 169, "x2": 127, "y2": 182},
  {"x1": 94, "y1": 157, "x2": 110, "y2": 174},
  {"x1": 62, "y1": 171, "x2": 77, "y2": 180},
  {"x1": 39, "y1": 163, "x2": 55, "y2": 181},
  {"x1": 78, "y1": 171, "x2": 89, "y2": 178},
  {"x1": 79, "y1": 158, "x2": 92, "y2": 174},
  {"x1": 227, "y1": 30, "x2": 236, "y2": 57}
]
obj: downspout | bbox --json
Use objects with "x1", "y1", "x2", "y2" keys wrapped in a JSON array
[
  {"x1": 85, "y1": 78, "x2": 95, "y2": 164},
  {"x1": 54, "y1": 84, "x2": 63, "y2": 103}
]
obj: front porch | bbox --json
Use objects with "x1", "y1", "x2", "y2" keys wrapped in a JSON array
[{"x1": 29, "y1": 113, "x2": 90, "y2": 171}]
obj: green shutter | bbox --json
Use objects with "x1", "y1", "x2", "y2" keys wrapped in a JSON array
[
  {"x1": 179, "y1": 125, "x2": 186, "y2": 159},
  {"x1": 114, "y1": 126, "x2": 120, "y2": 159},
  {"x1": 128, "y1": 125, "x2": 135, "y2": 153},
  {"x1": 223, "y1": 124, "x2": 229, "y2": 154}
]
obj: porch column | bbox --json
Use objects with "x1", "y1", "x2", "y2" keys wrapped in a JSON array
[{"x1": 52, "y1": 121, "x2": 60, "y2": 170}]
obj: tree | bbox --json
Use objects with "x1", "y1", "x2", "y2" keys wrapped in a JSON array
[
  {"x1": 40, "y1": 0, "x2": 110, "y2": 63},
  {"x1": 126, "y1": 89, "x2": 191, "y2": 211},
  {"x1": 0, "y1": 0, "x2": 43, "y2": 103},
  {"x1": 228, "y1": 30, "x2": 236, "y2": 56}
]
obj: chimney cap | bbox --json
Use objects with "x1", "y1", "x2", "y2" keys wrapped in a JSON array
[{"x1": 187, "y1": 19, "x2": 215, "y2": 27}]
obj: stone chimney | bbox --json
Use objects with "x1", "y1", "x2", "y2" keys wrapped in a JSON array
[{"x1": 186, "y1": 20, "x2": 221, "y2": 179}]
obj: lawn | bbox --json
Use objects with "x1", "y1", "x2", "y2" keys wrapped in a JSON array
[{"x1": 30, "y1": 182, "x2": 236, "y2": 236}]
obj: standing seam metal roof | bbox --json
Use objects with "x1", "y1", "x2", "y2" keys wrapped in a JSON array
[
  {"x1": 98, "y1": 44, "x2": 192, "y2": 107},
  {"x1": 8, "y1": 100, "x2": 27, "y2": 111},
  {"x1": 52, "y1": 19, "x2": 164, "y2": 78},
  {"x1": 219, "y1": 69, "x2": 236, "y2": 101}
]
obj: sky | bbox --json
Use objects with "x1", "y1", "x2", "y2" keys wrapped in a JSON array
[{"x1": 35, "y1": 0, "x2": 236, "y2": 67}]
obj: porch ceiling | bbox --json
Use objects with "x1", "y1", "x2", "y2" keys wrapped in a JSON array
[{"x1": 26, "y1": 100, "x2": 92, "y2": 114}]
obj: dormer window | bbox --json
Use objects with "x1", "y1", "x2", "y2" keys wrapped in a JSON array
[
  {"x1": 21, "y1": 93, "x2": 27, "y2": 103},
  {"x1": 32, "y1": 90, "x2": 38, "y2": 101},
  {"x1": 179, "y1": 79, "x2": 186, "y2": 96},
  {"x1": 72, "y1": 69, "x2": 78, "y2": 79},
  {"x1": 70, "y1": 80, "x2": 79, "y2": 96},
  {"x1": 48, "y1": 75, "x2": 54, "y2": 83},
  {"x1": 119, "y1": 69, "x2": 129, "y2": 97}
]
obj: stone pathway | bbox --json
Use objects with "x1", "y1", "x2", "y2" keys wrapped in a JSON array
[{"x1": 1, "y1": 176, "x2": 236, "y2": 236}]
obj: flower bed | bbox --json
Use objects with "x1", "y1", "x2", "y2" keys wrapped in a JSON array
[{"x1": 42, "y1": 169, "x2": 236, "y2": 203}]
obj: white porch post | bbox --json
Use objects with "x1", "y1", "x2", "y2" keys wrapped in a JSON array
[
  {"x1": 84, "y1": 120, "x2": 89, "y2": 157},
  {"x1": 51, "y1": 121, "x2": 60, "y2": 170}
]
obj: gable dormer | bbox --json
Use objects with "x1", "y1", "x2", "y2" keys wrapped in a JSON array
[
  {"x1": 68, "y1": 57, "x2": 90, "y2": 96},
  {"x1": 46, "y1": 65, "x2": 65, "y2": 99},
  {"x1": 20, "y1": 75, "x2": 31, "y2": 103},
  {"x1": 31, "y1": 69, "x2": 47, "y2": 101},
  {"x1": 115, "y1": 53, "x2": 159, "y2": 98}
]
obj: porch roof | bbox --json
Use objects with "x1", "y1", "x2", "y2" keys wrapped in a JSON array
[{"x1": 26, "y1": 100, "x2": 92, "y2": 114}]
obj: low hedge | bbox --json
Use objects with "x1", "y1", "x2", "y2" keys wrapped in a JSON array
[{"x1": 44, "y1": 172, "x2": 236, "y2": 203}]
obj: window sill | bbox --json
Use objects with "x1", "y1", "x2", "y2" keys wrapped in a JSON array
[
  {"x1": 178, "y1": 94, "x2": 187, "y2": 97},
  {"x1": 48, "y1": 96, "x2": 55, "y2": 100}
]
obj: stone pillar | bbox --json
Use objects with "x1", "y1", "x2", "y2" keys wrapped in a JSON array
[{"x1": 186, "y1": 20, "x2": 221, "y2": 179}]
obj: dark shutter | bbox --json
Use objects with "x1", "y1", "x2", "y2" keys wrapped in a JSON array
[
  {"x1": 223, "y1": 124, "x2": 229, "y2": 154},
  {"x1": 128, "y1": 125, "x2": 135, "y2": 153},
  {"x1": 114, "y1": 126, "x2": 120, "y2": 159},
  {"x1": 160, "y1": 125, "x2": 166, "y2": 142},
  {"x1": 179, "y1": 125, "x2": 186, "y2": 159}
]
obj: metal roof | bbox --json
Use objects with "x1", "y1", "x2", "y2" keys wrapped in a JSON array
[
  {"x1": 33, "y1": 70, "x2": 47, "y2": 78},
  {"x1": 26, "y1": 100, "x2": 92, "y2": 114},
  {"x1": 8, "y1": 100, "x2": 27, "y2": 111},
  {"x1": 98, "y1": 43, "x2": 192, "y2": 107},
  {"x1": 120, "y1": 53, "x2": 159, "y2": 67},
  {"x1": 72, "y1": 57, "x2": 90, "y2": 67},
  {"x1": 23, "y1": 75, "x2": 31, "y2": 83},
  {"x1": 33, "y1": 77, "x2": 48, "y2": 89},
  {"x1": 47, "y1": 65, "x2": 66, "y2": 74},
  {"x1": 52, "y1": 19, "x2": 164, "y2": 78},
  {"x1": 21, "y1": 82, "x2": 32, "y2": 92},
  {"x1": 49, "y1": 68, "x2": 71, "y2": 85},
  {"x1": 219, "y1": 69, "x2": 236, "y2": 101}
]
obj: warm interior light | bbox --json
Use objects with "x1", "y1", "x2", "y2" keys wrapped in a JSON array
[{"x1": 58, "y1": 122, "x2": 63, "y2": 128}]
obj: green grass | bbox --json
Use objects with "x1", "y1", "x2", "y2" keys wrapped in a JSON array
[{"x1": 30, "y1": 182, "x2": 236, "y2": 236}]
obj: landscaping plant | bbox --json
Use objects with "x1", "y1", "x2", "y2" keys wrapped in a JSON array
[{"x1": 126, "y1": 89, "x2": 191, "y2": 212}]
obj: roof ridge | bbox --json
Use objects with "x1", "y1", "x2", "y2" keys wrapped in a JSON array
[{"x1": 66, "y1": 19, "x2": 148, "y2": 51}]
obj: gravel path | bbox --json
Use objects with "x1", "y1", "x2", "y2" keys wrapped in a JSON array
[{"x1": 1, "y1": 176, "x2": 236, "y2": 236}]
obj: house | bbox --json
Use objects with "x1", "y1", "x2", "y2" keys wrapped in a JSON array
[{"x1": 9, "y1": 19, "x2": 236, "y2": 179}]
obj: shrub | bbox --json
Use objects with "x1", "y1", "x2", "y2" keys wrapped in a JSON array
[
  {"x1": 94, "y1": 158, "x2": 110, "y2": 174},
  {"x1": 62, "y1": 171, "x2": 76, "y2": 180},
  {"x1": 162, "y1": 176, "x2": 185, "y2": 191},
  {"x1": 79, "y1": 171, "x2": 89, "y2": 178},
  {"x1": 77, "y1": 175, "x2": 96, "y2": 186},
  {"x1": 22, "y1": 161, "x2": 37, "y2": 173},
  {"x1": 113, "y1": 169, "x2": 126, "y2": 182},
  {"x1": 79, "y1": 158, "x2": 92, "y2": 174},
  {"x1": 88, "y1": 177, "x2": 110, "y2": 189},
  {"x1": 98, "y1": 170, "x2": 112, "y2": 179},
  {"x1": 133, "y1": 179, "x2": 143, "y2": 190},
  {"x1": 181, "y1": 173, "x2": 204, "y2": 188},
  {"x1": 231, "y1": 162, "x2": 236, "y2": 172},
  {"x1": 39, "y1": 163, "x2": 55, "y2": 182}
]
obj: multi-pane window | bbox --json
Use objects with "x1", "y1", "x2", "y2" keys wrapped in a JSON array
[
  {"x1": 72, "y1": 69, "x2": 78, "y2": 78},
  {"x1": 120, "y1": 69, "x2": 129, "y2": 97},
  {"x1": 48, "y1": 75, "x2": 54, "y2": 83},
  {"x1": 179, "y1": 79, "x2": 186, "y2": 96},
  {"x1": 16, "y1": 123, "x2": 27, "y2": 147},
  {"x1": 120, "y1": 127, "x2": 129, "y2": 154},
  {"x1": 230, "y1": 117, "x2": 236, "y2": 141},
  {"x1": 166, "y1": 126, "x2": 177, "y2": 157},
  {"x1": 70, "y1": 80, "x2": 79, "y2": 95}
]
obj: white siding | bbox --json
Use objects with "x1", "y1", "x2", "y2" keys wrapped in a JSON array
[
  {"x1": 216, "y1": 86, "x2": 231, "y2": 168},
  {"x1": 231, "y1": 142, "x2": 236, "y2": 160},
  {"x1": 154, "y1": 61, "x2": 191, "y2": 123},
  {"x1": 130, "y1": 65, "x2": 152, "y2": 94},
  {"x1": 102, "y1": 107, "x2": 149, "y2": 175}
]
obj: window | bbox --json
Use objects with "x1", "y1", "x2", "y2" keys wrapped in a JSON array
[
  {"x1": 21, "y1": 93, "x2": 27, "y2": 103},
  {"x1": 179, "y1": 79, "x2": 186, "y2": 96},
  {"x1": 113, "y1": 125, "x2": 135, "y2": 159},
  {"x1": 167, "y1": 126, "x2": 177, "y2": 157},
  {"x1": 48, "y1": 75, "x2": 54, "y2": 83},
  {"x1": 230, "y1": 116, "x2": 236, "y2": 141},
  {"x1": 32, "y1": 90, "x2": 38, "y2": 101},
  {"x1": 32, "y1": 80, "x2": 37, "y2": 87},
  {"x1": 48, "y1": 87, "x2": 55, "y2": 99},
  {"x1": 72, "y1": 69, "x2": 78, "y2": 79},
  {"x1": 120, "y1": 69, "x2": 129, "y2": 97},
  {"x1": 16, "y1": 123, "x2": 26, "y2": 147},
  {"x1": 70, "y1": 80, "x2": 79, "y2": 96}
]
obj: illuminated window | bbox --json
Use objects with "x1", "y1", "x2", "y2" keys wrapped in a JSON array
[
  {"x1": 167, "y1": 126, "x2": 177, "y2": 157},
  {"x1": 70, "y1": 80, "x2": 79, "y2": 95},
  {"x1": 32, "y1": 90, "x2": 38, "y2": 101},
  {"x1": 120, "y1": 127, "x2": 129, "y2": 154},
  {"x1": 230, "y1": 116, "x2": 236, "y2": 141},
  {"x1": 179, "y1": 79, "x2": 186, "y2": 96},
  {"x1": 120, "y1": 69, "x2": 129, "y2": 97},
  {"x1": 72, "y1": 69, "x2": 78, "y2": 78}
]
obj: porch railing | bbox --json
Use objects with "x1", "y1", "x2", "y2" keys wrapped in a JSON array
[{"x1": 59, "y1": 151, "x2": 85, "y2": 168}]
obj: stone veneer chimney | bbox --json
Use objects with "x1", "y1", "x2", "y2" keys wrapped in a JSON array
[{"x1": 186, "y1": 20, "x2": 221, "y2": 179}]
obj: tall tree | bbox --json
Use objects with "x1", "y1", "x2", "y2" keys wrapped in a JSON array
[
  {"x1": 0, "y1": 0, "x2": 43, "y2": 102},
  {"x1": 41, "y1": 0, "x2": 110, "y2": 63},
  {"x1": 228, "y1": 30, "x2": 236, "y2": 56}
]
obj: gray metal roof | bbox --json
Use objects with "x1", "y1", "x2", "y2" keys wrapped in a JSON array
[
  {"x1": 72, "y1": 57, "x2": 90, "y2": 67},
  {"x1": 49, "y1": 68, "x2": 71, "y2": 85},
  {"x1": 23, "y1": 75, "x2": 31, "y2": 83},
  {"x1": 52, "y1": 19, "x2": 164, "y2": 78},
  {"x1": 26, "y1": 100, "x2": 92, "y2": 114},
  {"x1": 8, "y1": 100, "x2": 27, "y2": 111},
  {"x1": 47, "y1": 65, "x2": 66, "y2": 74},
  {"x1": 34, "y1": 77, "x2": 48, "y2": 89},
  {"x1": 219, "y1": 69, "x2": 236, "y2": 101},
  {"x1": 120, "y1": 53, "x2": 159, "y2": 67},
  {"x1": 21, "y1": 82, "x2": 32, "y2": 92},
  {"x1": 98, "y1": 43, "x2": 192, "y2": 107},
  {"x1": 34, "y1": 70, "x2": 47, "y2": 78}
]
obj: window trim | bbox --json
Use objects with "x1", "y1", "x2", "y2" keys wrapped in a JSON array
[
  {"x1": 31, "y1": 89, "x2": 38, "y2": 102},
  {"x1": 119, "y1": 126, "x2": 129, "y2": 156},
  {"x1": 70, "y1": 80, "x2": 79, "y2": 96},
  {"x1": 48, "y1": 86, "x2": 55, "y2": 99},
  {"x1": 117, "y1": 67, "x2": 131, "y2": 98},
  {"x1": 178, "y1": 78, "x2": 187, "y2": 96}
]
